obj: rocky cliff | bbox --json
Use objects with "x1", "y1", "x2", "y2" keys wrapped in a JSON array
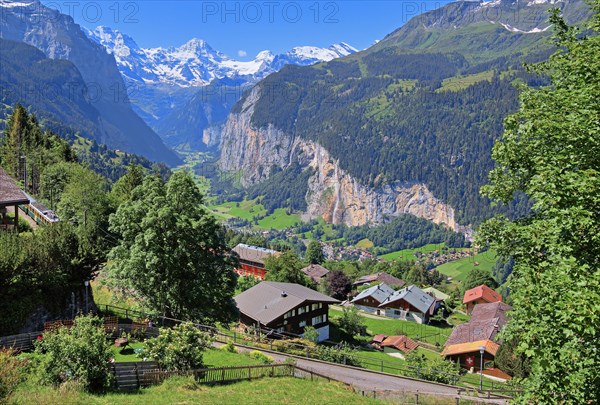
[{"x1": 219, "y1": 87, "x2": 472, "y2": 237}]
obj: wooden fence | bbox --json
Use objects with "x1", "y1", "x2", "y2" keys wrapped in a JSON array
[{"x1": 111, "y1": 363, "x2": 295, "y2": 390}]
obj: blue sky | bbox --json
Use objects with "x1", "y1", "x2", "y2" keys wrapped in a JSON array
[{"x1": 42, "y1": 1, "x2": 452, "y2": 58}]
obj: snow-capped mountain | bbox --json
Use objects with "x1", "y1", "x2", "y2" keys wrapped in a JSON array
[{"x1": 85, "y1": 26, "x2": 357, "y2": 87}]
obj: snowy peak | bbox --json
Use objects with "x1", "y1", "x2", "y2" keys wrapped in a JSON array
[{"x1": 84, "y1": 26, "x2": 356, "y2": 87}]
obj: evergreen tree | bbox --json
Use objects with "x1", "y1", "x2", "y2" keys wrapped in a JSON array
[{"x1": 305, "y1": 240, "x2": 325, "y2": 264}]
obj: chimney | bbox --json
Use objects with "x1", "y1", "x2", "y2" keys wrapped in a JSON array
[{"x1": 281, "y1": 291, "x2": 287, "y2": 297}]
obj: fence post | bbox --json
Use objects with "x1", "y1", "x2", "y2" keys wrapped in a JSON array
[
  {"x1": 380, "y1": 360, "x2": 383, "y2": 372},
  {"x1": 415, "y1": 390, "x2": 419, "y2": 405},
  {"x1": 306, "y1": 347, "x2": 309, "y2": 358},
  {"x1": 270, "y1": 340, "x2": 273, "y2": 351},
  {"x1": 221, "y1": 368, "x2": 225, "y2": 382},
  {"x1": 233, "y1": 331, "x2": 236, "y2": 343}
]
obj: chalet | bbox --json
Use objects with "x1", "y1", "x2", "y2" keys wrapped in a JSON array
[
  {"x1": 463, "y1": 285, "x2": 503, "y2": 315},
  {"x1": 232, "y1": 244, "x2": 279, "y2": 280},
  {"x1": 300, "y1": 264, "x2": 329, "y2": 284},
  {"x1": 350, "y1": 283, "x2": 395, "y2": 315},
  {"x1": 0, "y1": 167, "x2": 29, "y2": 231},
  {"x1": 422, "y1": 287, "x2": 449, "y2": 302},
  {"x1": 442, "y1": 302, "x2": 512, "y2": 370},
  {"x1": 380, "y1": 335, "x2": 419, "y2": 355},
  {"x1": 353, "y1": 272, "x2": 406, "y2": 288},
  {"x1": 378, "y1": 285, "x2": 437, "y2": 324},
  {"x1": 370, "y1": 334, "x2": 388, "y2": 350},
  {"x1": 234, "y1": 281, "x2": 339, "y2": 342}
]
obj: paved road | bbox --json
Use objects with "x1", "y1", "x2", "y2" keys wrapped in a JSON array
[{"x1": 214, "y1": 342, "x2": 509, "y2": 404}]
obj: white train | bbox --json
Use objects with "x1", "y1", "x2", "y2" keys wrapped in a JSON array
[{"x1": 20, "y1": 193, "x2": 60, "y2": 225}]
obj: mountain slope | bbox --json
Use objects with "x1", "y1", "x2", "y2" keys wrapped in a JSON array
[
  {"x1": 216, "y1": 0, "x2": 589, "y2": 232},
  {"x1": 84, "y1": 26, "x2": 357, "y2": 151},
  {"x1": 0, "y1": 0, "x2": 180, "y2": 165}
]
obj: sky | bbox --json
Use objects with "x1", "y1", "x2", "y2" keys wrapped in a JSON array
[{"x1": 41, "y1": 1, "x2": 453, "y2": 58}]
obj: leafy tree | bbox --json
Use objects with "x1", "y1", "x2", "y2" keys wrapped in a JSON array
[
  {"x1": 302, "y1": 326, "x2": 320, "y2": 343},
  {"x1": 404, "y1": 351, "x2": 460, "y2": 384},
  {"x1": 324, "y1": 270, "x2": 352, "y2": 300},
  {"x1": 107, "y1": 171, "x2": 238, "y2": 323},
  {"x1": 35, "y1": 315, "x2": 112, "y2": 392},
  {"x1": 264, "y1": 250, "x2": 312, "y2": 287},
  {"x1": 305, "y1": 240, "x2": 325, "y2": 264},
  {"x1": 236, "y1": 275, "x2": 260, "y2": 294},
  {"x1": 0, "y1": 349, "x2": 24, "y2": 402},
  {"x1": 494, "y1": 337, "x2": 530, "y2": 379},
  {"x1": 144, "y1": 322, "x2": 213, "y2": 371},
  {"x1": 478, "y1": 6, "x2": 600, "y2": 403},
  {"x1": 337, "y1": 306, "x2": 367, "y2": 336},
  {"x1": 110, "y1": 164, "x2": 144, "y2": 204},
  {"x1": 460, "y1": 267, "x2": 498, "y2": 296}
]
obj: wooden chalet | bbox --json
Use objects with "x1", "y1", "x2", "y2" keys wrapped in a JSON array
[
  {"x1": 234, "y1": 281, "x2": 339, "y2": 342},
  {"x1": 350, "y1": 283, "x2": 395, "y2": 316},
  {"x1": 0, "y1": 167, "x2": 29, "y2": 231},
  {"x1": 300, "y1": 264, "x2": 329, "y2": 284},
  {"x1": 232, "y1": 244, "x2": 279, "y2": 280},
  {"x1": 442, "y1": 302, "x2": 512, "y2": 371},
  {"x1": 380, "y1": 335, "x2": 419, "y2": 354},
  {"x1": 463, "y1": 285, "x2": 503, "y2": 315},
  {"x1": 353, "y1": 272, "x2": 405, "y2": 288},
  {"x1": 378, "y1": 285, "x2": 438, "y2": 324}
]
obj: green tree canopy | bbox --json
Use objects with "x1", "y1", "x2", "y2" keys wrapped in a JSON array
[
  {"x1": 305, "y1": 240, "x2": 325, "y2": 264},
  {"x1": 478, "y1": 5, "x2": 600, "y2": 403},
  {"x1": 264, "y1": 250, "x2": 312, "y2": 287},
  {"x1": 107, "y1": 171, "x2": 237, "y2": 323},
  {"x1": 460, "y1": 267, "x2": 498, "y2": 296}
]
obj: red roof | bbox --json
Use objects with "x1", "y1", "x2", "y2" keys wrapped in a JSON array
[
  {"x1": 371, "y1": 334, "x2": 387, "y2": 344},
  {"x1": 463, "y1": 285, "x2": 502, "y2": 304},
  {"x1": 381, "y1": 335, "x2": 419, "y2": 353}
]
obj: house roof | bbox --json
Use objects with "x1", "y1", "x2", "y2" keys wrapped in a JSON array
[
  {"x1": 463, "y1": 285, "x2": 502, "y2": 304},
  {"x1": 351, "y1": 283, "x2": 395, "y2": 305},
  {"x1": 353, "y1": 272, "x2": 405, "y2": 288},
  {"x1": 381, "y1": 335, "x2": 419, "y2": 353},
  {"x1": 444, "y1": 302, "x2": 511, "y2": 347},
  {"x1": 442, "y1": 339, "x2": 500, "y2": 357},
  {"x1": 300, "y1": 264, "x2": 329, "y2": 283},
  {"x1": 371, "y1": 334, "x2": 387, "y2": 344},
  {"x1": 0, "y1": 167, "x2": 29, "y2": 206},
  {"x1": 379, "y1": 285, "x2": 435, "y2": 314},
  {"x1": 422, "y1": 287, "x2": 449, "y2": 301},
  {"x1": 232, "y1": 244, "x2": 278, "y2": 265},
  {"x1": 234, "y1": 281, "x2": 339, "y2": 325}
]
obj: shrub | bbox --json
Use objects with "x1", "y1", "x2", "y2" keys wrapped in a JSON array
[
  {"x1": 302, "y1": 326, "x2": 320, "y2": 343},
  {"x1": 35, "y1": 315, "x2": 113, "y2": 392},
  {"x1": 314, "y1": 343, "x2": 362, "y2": 367},
  {"x1": 248, "y1": 350, "x2": 274, "y2": 364},
  {"x1": 338, "y1": 306, "x2": 367, "y2": 336},
  {"x1": 144, "y1": 322, "x2": 213, "y2": 371},
  {"x1": 404, "y1": 351, "x2": 460, "y2": 384},
  {"x1": 0, "y1": 349, "x2": 24, "y2": 402},
  {"x1": 220, "y1": 340, "x2": 237, "y2": 353}
]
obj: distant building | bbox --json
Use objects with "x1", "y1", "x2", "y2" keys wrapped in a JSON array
[
  {"x1": 232, "y1": 244, "x2": 279, "y2": 280},
  {"x1": 0, "y1": 167, "x2": 29, "y2": 231},
  {"x1": 442, "y1": 302, "x2": 512, "y2": 371},
  {"x1": 380, "y1": 335, "x2": 419, "y2": 355},
  {"x1": 422, "y1": 287, "x2": 449, "y2": 302},
  {"x1": 350, "y1": 283, "x2": 395, "y2": 316},
  {"x1": 463, "y1": 285, "x2": 503, "y2": 315},
  {"x1": 353, "y1": 272, "x2": 406, "y2": 288},
  {"x1": 300, "y1": 264, "x2": 329, "y2": 284},
  {"x1": 234, "y1": 281, "x2": 339, "y2": 342},
  {"x1": 378, "y1": 285, "x2": 438, "y2": 324}
]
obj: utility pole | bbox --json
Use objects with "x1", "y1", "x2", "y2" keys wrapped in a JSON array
[{"x1": 20, "y1": 155, "x2": 27, "y2": 191}]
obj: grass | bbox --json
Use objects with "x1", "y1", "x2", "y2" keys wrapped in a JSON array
[
  {"x1": 208, "y1": 200, "x2": 301, "y2": 230},
  {"x1": 257, "y1": 209, "x2": 301, "y2": 230},
  {"x1": 10, "y1": 376, "x2": 386, "y2": 405},
  {"x1": 329, "y1": 308, "x2": 451, "y2": 348},
  {"x1": 355, "y1": 238, "x2": 374, "y2": 249},
  {"x1": 436, "y1": 70, "x2": 494, "y2": 92},
  {"x1": 435, "y1": 250, "x2": 497, "y2": 282},
  {"x1": 91, "y1": 278, "x2": 142, "y2": 314},
  {"x1": 379, "y1": 243, "x2": 445, "y2": 261}
]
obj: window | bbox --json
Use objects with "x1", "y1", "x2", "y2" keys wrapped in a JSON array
[
  {"x1": 311, "y1": 303, "x2": 322, "y2": 311},
  {"x1": 298, "y1": 306, "x2": 305, "y2": 314},
  {"x1": 299, "y1": 320, "x2": 306, "y2": 327},
  {"x1": 312, "y1": 314, "x2": 326, "y2": 325}
]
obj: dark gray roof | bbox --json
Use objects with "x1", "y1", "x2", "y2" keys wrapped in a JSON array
[
  {"x1": 0, "y1": 167, "x2": 29, "y2": 206},
  {"x1": 445, "y1": 302, "x2": 512, "y2": 347},
  {"x1": 300, "y1": 264, "x2": 329, "y2": 283},
  {"x1": 234, "y1": 281, "x2": 339, "y2": 325},
  {"x1": 351, "y1": 283, "x2": 395, "y2": 305},
  {"x1": 379, "y1": 285, "x2": 435, "y2": 314},
  {"x1": 232, "y1": 244, "x2": 278, "y2": 265}
]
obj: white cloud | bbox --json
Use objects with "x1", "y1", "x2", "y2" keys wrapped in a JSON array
[{"x1": 238, "y1": 50, "x2": 247, "y2": 57}]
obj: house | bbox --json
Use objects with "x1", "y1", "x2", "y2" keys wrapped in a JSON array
[
  {"x1": 422, "y1": 287, "x2": 449, "y2": 302},
  {"x1": 0, "y1": 167, "x2": 29, "y2": 231},
  {"x1": 353, "y1": 272, "x2": 405, "y2": 288},
  {"x1": 370, "y1": 334, "x2": 388, "y2": 350},
  {"x1": 378, "y1": 285, "x2": 437, "y2": 324},
  {"x1": 234, "y1": 281, "x2": 339, "y2": 342},
  {"x1": 232, "y1": 244, "x2": 279, "y2": 280},
  {"x1": 463, "y1": 285, "x2": 503, "y2": 315},
  {"x1": 300, "y1": 264, "x2": 329, "y2": 284},
  {"x1": 442, "y1": 302, "x2": 512, "y2": 370},
  {"x1": 350, "y1": 283, "x2": 395, "y2": 316},
  {"x1": 381, "y1": 335, "x2": 419, "y2": 354}
]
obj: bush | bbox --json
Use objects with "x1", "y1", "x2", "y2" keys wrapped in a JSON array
[
  {"x1": 0, "y1": 349, "x2": 24, "y2": 402},
  {"x1": 314, "y1": 343, "x2": 362, "y2": 367},
  {"x1": 338, "y1": 306, "x2": 367, "y2": 336},
  {"x1": 144, "y1": 322, "x2": 213, "y2": 371},
  {"x1": 248, "y1": 350, "x2": 274, "y2": 364},
  {"x1": 220, "y1": 340, "x2": 237, "y2": 353},
  {"x1": 404, "y1": 351, "x2": 460, "y2": 384},
  {"x1": 35, "y1": 315, "x2": 113, "y2": 392},
  {"x1": 302, "y1": 326, "x2": 319, "y2": 343}
]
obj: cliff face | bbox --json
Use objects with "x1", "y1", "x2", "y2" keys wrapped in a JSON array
[{"x1": 219, "y1": 87, "x2": 471, "y2": 237}]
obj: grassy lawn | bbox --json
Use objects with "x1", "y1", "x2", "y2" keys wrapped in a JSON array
[
  {"x1": 379, "y1": 243, "x2": 445, "y2": 261},
  {"x1": 436, "y1": 70, "x2": 494, "y2": 92},
  {"x1": 355, "y1": 238, "x2": 374, "y2": 249},
  {"x1": 91, "y1": 278, "x2": 142, "y2": 314},
  {"x1": 257, "y1": 208, "x2": 301, "y2": 230},
  {"x1": 436, "y1": 250, "x2": 497, "y2": 282},
  {"x1": 10, "y1": 376, "x2": 386, "y2": 405},
  {"x1": 329, "y1": 308, "x2": 451, "y2": 348}
]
